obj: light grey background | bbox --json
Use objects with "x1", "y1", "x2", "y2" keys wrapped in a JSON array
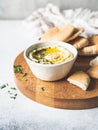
[{"x1": 0, "y1": 0, "x2": 98, "y2": 19}]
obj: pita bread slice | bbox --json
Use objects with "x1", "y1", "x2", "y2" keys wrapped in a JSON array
[
  {"x1": 67, "y1": 71, "x2": 90, "y2": 91},
  {"x1": 79, "y1": 45, "x2": 98, "y2": 56},
  {"x1": 89, "y1": 35, "x2": 98, "y2": 45},
  {"x1": 66, "y1": 27, "x2": 84, "y2": 42},
  {"x1": 89, "y1": 56, "x2": 98, "y2": 66},
  {"x1": 70, "y1": 36, "x2": 89, "y2": 49},
  {"x1": 40, "y1": 24, "x2": 75, "y2": 42},
  {"x1": 87, "y1": 65, "x2": 98, "y2": 79}
]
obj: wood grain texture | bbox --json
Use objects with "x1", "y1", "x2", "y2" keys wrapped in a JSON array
[{"x1": 14, "y1": 52, "x2": 98, "y2": 109}]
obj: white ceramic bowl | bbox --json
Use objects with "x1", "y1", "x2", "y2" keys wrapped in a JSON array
[{"x1": 24, "y1": 41, "x2": 78, "y2": 81}]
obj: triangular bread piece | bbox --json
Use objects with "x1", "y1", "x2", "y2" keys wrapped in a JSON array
[
  {"x1": 87, "y1": 65, "x2": 98, "y2": 79},
  {"x1": 67, "y1": 71, "x2": 90, "y2": 91},
  {"x1": 66, "y1": 27, "x2": 84, "y2": 42},
  {"x1": 69, "y1": 36, "x2": 89, "y2": 49},
  {"x1": 89, "y1": 56, "x2": 98, "y2": 66},
  {"x1": 40, "y1": 24, "x2": 75, "y2": 42},
  {"x1": 79, "y1": 45, "x2": 98, "y2": 56}
]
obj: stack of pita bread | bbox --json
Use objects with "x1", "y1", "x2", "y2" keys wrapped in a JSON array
[
  {"x1": 40, "y1": 24, "x2": 98, "y2": 91},
  {"x1": 40, "y1": 24, "x2": 98, "y2": 55}
]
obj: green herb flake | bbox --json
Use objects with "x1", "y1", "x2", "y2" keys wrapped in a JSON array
[
  {"x1": 14, "y1": 65, "x2": 22, "y2": 73},
  {"x1": 41, "y1": 87, "x2": 45, "y2": 91},
  {"x1": 10, "y1": 87, "x2": 16, "y2": 90},
  {"x1": 14, "y1": 93, "x2": 17, "y2": 97},
  {"x1": 0, "y1": 84, "x2": 6, "y2": 89},
  {"x1": 0, "y1": 83, "x2": 18, "y2": 100},
  {"x1": 14, "y1": 65, "x2": 27, "y2": 77},
  {"x1": 10, "y1": 96, "x2": 16, "y2": 100},
  {"x1": 8, "y1": 90, "x2": 10, "y2": 93},
  {"x1": 6, "y1": 83, "x2": 9, "y2": 86}
]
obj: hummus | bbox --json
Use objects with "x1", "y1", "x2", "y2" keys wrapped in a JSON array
[{"x1": 28, "y1": 46, "x2": 74, "y2": 64}]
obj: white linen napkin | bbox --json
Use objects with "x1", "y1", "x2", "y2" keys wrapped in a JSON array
[{"x1": 23, "y1": 3, "x2": 98, "y2": 39}]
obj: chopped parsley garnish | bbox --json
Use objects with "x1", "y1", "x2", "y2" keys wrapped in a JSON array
[
  {"x1": 14, "y1": 65, "x2": 22, "y2": 73},
  {"x1": 41, "y1": 87, "x2": 45, "y2": 91},
  {"x1": 10, "y1": 93, "x2": 18, "y2": 100},
  {"x1": 0, "y1": 83, "x2": 18, "y2": 100},
  {"x1": 10, "y1": 96, "x2": 16, "y2": 100},
  {"x1": 10, "y1": 87, "x2": 16, "y2": 90},
  {"x1": 0, "y1": 84, "x2": 6, "y2": 89},
  {"x1": 14, "y1": 65, "x2": 27, "y2": 77}
]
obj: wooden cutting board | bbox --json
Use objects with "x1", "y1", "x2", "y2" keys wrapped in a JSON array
[{"x1": 14, "y1": 52, "x2": 98, "y2": 109}]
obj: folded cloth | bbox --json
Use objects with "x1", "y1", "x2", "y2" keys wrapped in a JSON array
[{"x1": 22, "y1": 3, "x2": 98, "y2": 40}]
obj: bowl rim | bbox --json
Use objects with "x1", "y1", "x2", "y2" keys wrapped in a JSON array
[{"x1": 24, "y1": 41, "x2": 78, "y2": 67}]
